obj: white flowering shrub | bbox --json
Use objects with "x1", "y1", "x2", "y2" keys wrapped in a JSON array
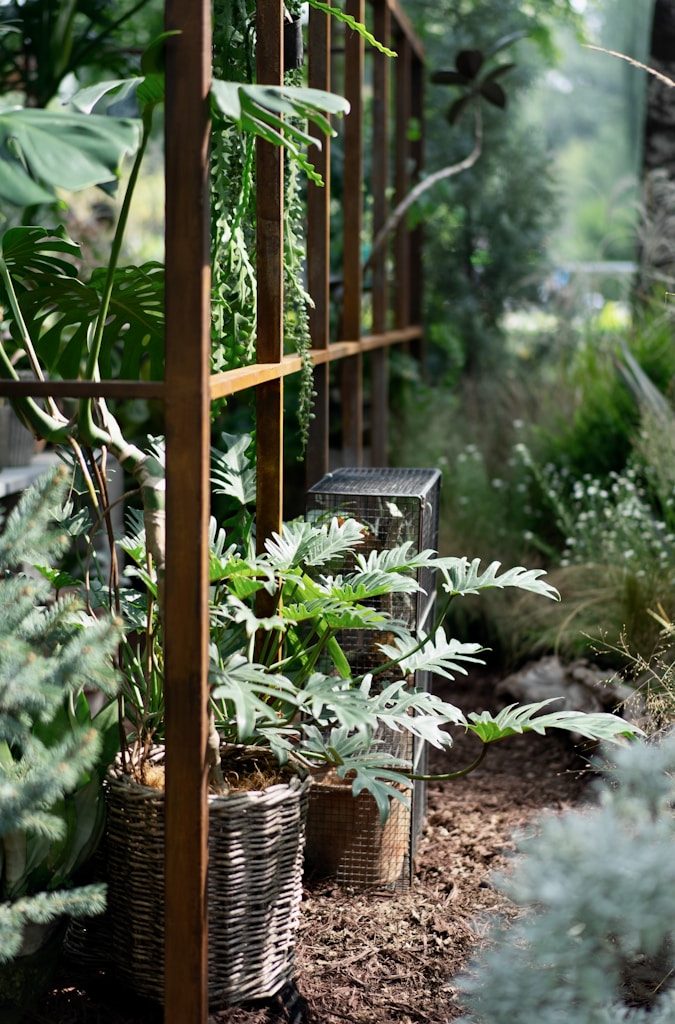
[{"x1": 457, "y1": 737, "x2": 675, "y2": 1024}]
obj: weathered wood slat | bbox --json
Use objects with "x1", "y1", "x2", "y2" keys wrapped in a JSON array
[
  {"x1": 371, "y1": 0, "x2": 392, "y2": 466},
  {"x1": 341, "y1": 0, "x2": 365, "y2": 467},
  {"x1": 209, "y1": 328, "x2": 422, "y2": 399},
  {"x1": 410, "y1": 53, "x2": 425, "y2": 362},
  {"x1": 386, "y1": 0, "x2": 424, "y2": 61},
  {"x1": 255, "y1": 0, "x2": 285, "y2": 549},
  {"x1": 395, "y1": 31, "x2": 412, "y2": 332},
  {"x1": 0, "y1": 380, "x2": 166, "y2": 399},
  {"x1": 163, "y1": 1, "x2": 212, "y2": 1021},
  {"x1": 306, "y1": 4, "x2": 332, "y2": 487}
]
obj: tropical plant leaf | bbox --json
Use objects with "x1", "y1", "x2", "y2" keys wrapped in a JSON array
[
  {"x1": 480, "y1": 81, "x2": 507, "y2": 109},
  {"x1": 465, "y1": 701, "x2": 643, "y2": 744},
  {"x1": 353, "y1": 542, "x2": 440, "y2": 575},
  {"x1": 210, "y1": 433, "x2": 256, "y2": 505},
  {"x1": 210, "y1": 655, "x2": 297, "y2": 742},
  {"x1": 312, "y1": 569, "x2": 420, "y2": 601},
  {"x1": 306, "y1": 0, "x2": 397, "y2": 57},
  {"x1": 264, "y1": 517, "x2": 364, "y2": 570},
  {"x1": 430, "y1": 70, "x2": 468, "y2": 86},
  {"x1": 348, "y1": 765, "x2": 412, "y2": 824},
  {"x1": 282, "y1": 598, "x2": 387, "y2": 631},
  {"x1": 456, "y1": 49, "x2": 484, "y2": 79},
  {"x1": 297, "y1": 674, "x2": 379, "y2": 734},
  {"x1": 378, "y1": 627, "x2": 485, "y2": 679},
  {"x1": 15, "y1": 261, "x2": 164, "y2": 380},
  {"x1": 0, "y1": 105, "x2": 140, "y2": 206},
  {"x1": 211, "y1": 80, "x2": 349, "y2": 187},
  {"x1": 438, "y1": 557, "x2": 560, "y2": 601}
]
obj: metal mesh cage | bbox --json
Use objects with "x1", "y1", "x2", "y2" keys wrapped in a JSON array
[
  {"x1": 305, "y1": 468, "x2": 441, "y2": 890},
  {"x1": 307, "y1": 468, "x2": 441, "y2": 631}
]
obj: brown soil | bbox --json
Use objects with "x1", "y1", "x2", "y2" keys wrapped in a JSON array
[
  {"x1": 26, "y1": 672, "x2": 591, "y2": 1024},
  {"x1": 131, "y1": 748, "x2": 296, "y2": 794}
]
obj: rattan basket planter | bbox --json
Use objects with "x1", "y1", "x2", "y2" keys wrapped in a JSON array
[
  {"x1": 105, "y1": 749, "x2": 310, "y2": 1007},
  {"x1": 304, "y1": 774, "x2": 410, "y2": 889}
]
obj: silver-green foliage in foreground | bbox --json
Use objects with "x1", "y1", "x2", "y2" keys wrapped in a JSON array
[
  {"x1": 0, "y1": 470, "x2": 120, "y2": 963},
  {"x1": 457, "y1": 737, "x2": 675, "y2": 1024}
]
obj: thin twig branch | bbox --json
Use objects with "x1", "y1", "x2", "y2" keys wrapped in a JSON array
[
  {"x1": 365, "y1": 106, "x2": 483, "y2": 273},
  {"x1": 584, "y1": 44, "x2": 675, "y2": 88}
]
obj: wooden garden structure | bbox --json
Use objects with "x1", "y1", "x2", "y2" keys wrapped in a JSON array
[{"x1": 0, "y1": 1, "x2": 425, "y2": 1020}]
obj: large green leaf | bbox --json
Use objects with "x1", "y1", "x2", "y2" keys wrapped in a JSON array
[
  {"x1": 378, "y1": 627, "x2": 485, "y2": 679},
  {"x1": 211, "y1": 80, "x2": 350, "y2": 186},
  {"x1": 464, "y1": 701, "x2": 643, "y2": 744},
  {"x1": 264, "y1": 518, "x2": 364, "y2": 570},
  {"x1": 438, "y1": 557, "x2": 560, "y2": 601},
  {"x1": 0, "y1": 106, "x2": 140, "y2": 206},
  {"x1": 2, "y1": 227, "x2": 164, "y2": 379}
]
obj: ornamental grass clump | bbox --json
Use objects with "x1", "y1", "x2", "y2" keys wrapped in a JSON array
[{"x1": 457, "y1": 736, "x2": 675, "y2": 1024}]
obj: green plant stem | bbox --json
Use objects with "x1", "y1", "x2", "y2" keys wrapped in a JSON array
[
  {"x1": 407, "y1": 742, "x2": 488, "y2": 782},
  {"x1": 356, "y1": 591, "x2": 455, "y2": 684},
  {"x1": 78, "y1": 111, "x2": 152, "y2": 445}
]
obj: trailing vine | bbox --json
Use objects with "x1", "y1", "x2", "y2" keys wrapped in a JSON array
[
  {"x1": 211, "y1": 0, "x2": 257, "y2": 375},
  {"x1": 284, "y1": 64, "x2": 316, "y2": 454},
  {"x1": 209, "y1": 1, "x2": 391, "y2": 445}
]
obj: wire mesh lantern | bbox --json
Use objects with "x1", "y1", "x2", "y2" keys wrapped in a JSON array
[{"x1": 305, "y1": 468, "x2": 441, "y2": 889}]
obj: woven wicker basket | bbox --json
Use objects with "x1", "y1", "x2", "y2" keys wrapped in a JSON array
[{"x1": 105, "y1": 749, "x2": 309, "y2": 1007}]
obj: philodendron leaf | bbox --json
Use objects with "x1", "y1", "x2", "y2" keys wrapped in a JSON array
[
  {"x1": 347, "y1": 765, "x2": 412, "y2": 824},
  {"x1": 465, "y1": 701, "x2": 643, "y2": 745},
  {"x1": 438, "y1": 557, "x2": 560, "y2": 601},
  {"x1": 264, "y1": 517, "x2": 364, "y2": 570},
  {"x1": 210, "y1": 655, "x2": 296, "y2": 742},
  {"x1": 378, "y1": 626, "x2": 485, "y2": 679},
  {"x1": 0, "y1": 106, "x2": 140, "y2": 206}
]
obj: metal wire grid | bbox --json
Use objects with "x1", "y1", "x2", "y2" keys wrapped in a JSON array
[{"x1": 304, "y1": 468, "x2": 440, "y2": 889}]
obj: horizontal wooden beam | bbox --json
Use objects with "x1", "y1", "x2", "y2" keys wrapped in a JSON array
[
  {"x1": 209, "y1": 326, "x2": 422, "y2": 398},
  {"x1": 0, "y1": 325, "x2": 422, "y2": 402},
  {"x1": 0, "y1": 380, "x2": 165, "y2": 399}
]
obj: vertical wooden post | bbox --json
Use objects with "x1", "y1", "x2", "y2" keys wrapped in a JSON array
[
  {"x1": 410, "y1": 53, "x2": 425, "y2": 361},
  {"x1": 394, "y1": 31, "x2": 412, "y2": 331},
  {"x1": 163, "y1": 1, "x2": 211, "y2": 1022},
  {"x1": 370, "y1": 0, "x2": 391, "y2": 466},
  {"x1": 306, "y1": 4, "x2": 332, "y2": 487},
  {"x1": 341, "y1": 0, "x2": 365, "y2": 467},
  {"x1": 256, "y1": 0, "x2": 284, "y2": 547}
]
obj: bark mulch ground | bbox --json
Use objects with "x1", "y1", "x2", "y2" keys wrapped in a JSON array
[{"x1": 27, "y1": 672, "x2": 592, "y2": 1024}]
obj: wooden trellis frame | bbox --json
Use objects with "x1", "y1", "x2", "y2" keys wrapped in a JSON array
[{"x1": 0, "y1": 1, "x2": 424, "y2": 1021}]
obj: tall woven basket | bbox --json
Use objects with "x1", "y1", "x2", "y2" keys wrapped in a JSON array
[{"x1": 105, "y1": 749, "x2": 310, "y2": 1007}]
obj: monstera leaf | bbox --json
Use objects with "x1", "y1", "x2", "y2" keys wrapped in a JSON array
[
  {"x1": 0, "y1": 226, "x2": 164, "y2": 379},
  {"x1": 0, "y1": 106, "x2": 140, "y2": 206}
]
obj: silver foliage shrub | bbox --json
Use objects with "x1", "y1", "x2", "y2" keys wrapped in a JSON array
[{"x1": 457, "y1": 738, "x2": 675, "y2": 1024}]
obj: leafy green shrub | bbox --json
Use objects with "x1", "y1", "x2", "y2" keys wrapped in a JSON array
[{"x1": 457, "y1": 736, "x2": 675, "y2": 1023}]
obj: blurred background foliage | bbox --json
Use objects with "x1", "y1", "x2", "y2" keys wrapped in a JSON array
[{"x1": 393, "y1": 0, "x2": 674, "y2": 683}]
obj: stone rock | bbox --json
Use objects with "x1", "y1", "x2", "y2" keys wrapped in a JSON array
[{"x1": 497, "y1": 656, "x2": 604, "y2": 715}]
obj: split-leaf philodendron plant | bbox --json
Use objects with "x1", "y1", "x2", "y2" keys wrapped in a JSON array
[{"x1": 73, "y1": 433, "x2": 636, "y2": 821}]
